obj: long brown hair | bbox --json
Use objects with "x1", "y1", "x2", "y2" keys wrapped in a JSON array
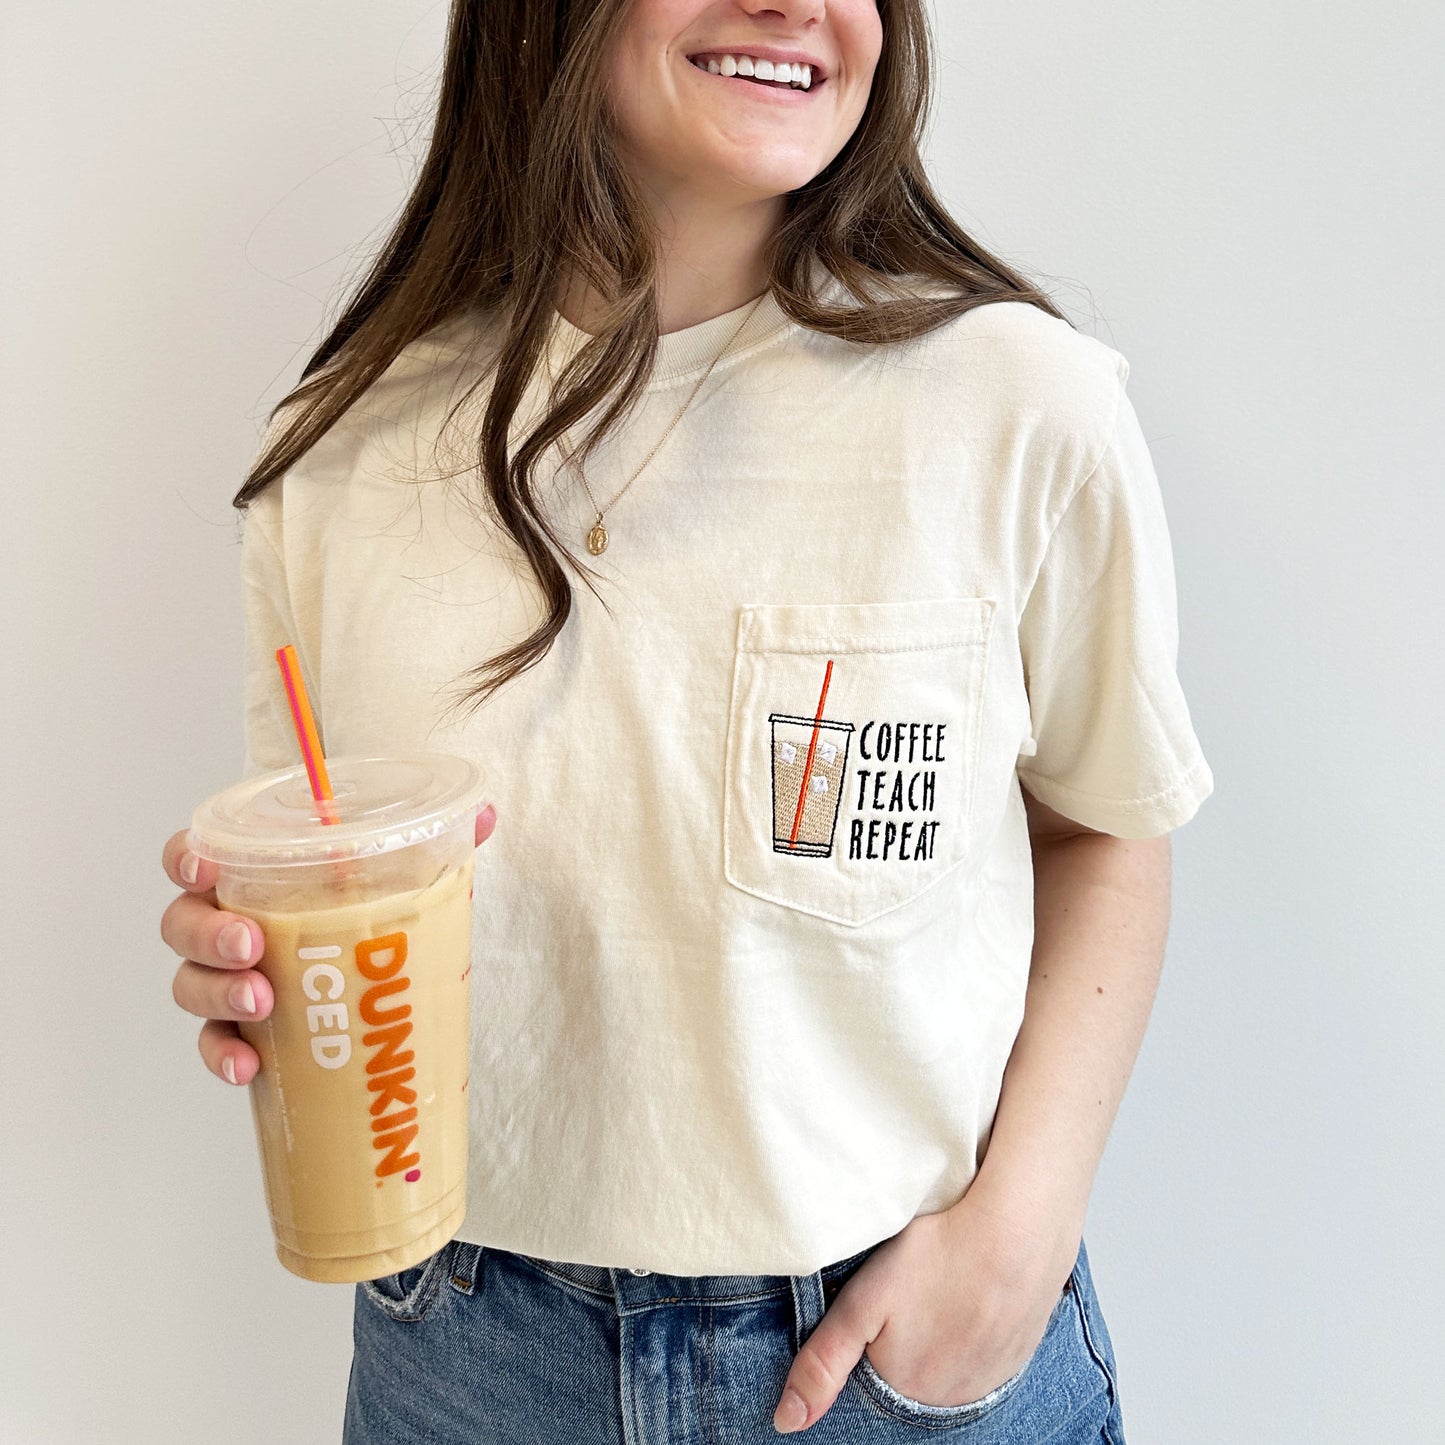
[{"x1": 234, "y1": 0, "x2": 1071, "y2": 725}]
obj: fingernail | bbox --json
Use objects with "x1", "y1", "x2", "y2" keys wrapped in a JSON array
[
  {"x1": 773, "y1": 1388, "x2": 807, "y2": 1434},
  {"x1": 219, "y1": 921, "x2": 252, "y2": 962},
  {"x1": 479, "y1": 803, "x2": 496, "y2": 826},
  {"x1": 179, "y1": 851, "x2": 199, "y2": 885},
  {"x1": 222, "y1": 1057, "x2": 238, "y2": 1085},
  {"x1": 230, "y1": 980, "x2": 256, "y2": 1015}
]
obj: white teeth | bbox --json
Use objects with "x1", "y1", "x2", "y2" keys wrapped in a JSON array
[{"x1": 691, "y1": 54, "x2": 815, "y2": 90}]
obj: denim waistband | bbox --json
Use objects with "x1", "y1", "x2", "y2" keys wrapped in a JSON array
[{"x1": 503, "y1": 1239, "x2": 885, "y2": 1307}]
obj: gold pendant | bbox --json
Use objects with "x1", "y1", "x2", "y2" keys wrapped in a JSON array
[{"x1": 586, "y1": 521, "x2": 609, "y2": 555}]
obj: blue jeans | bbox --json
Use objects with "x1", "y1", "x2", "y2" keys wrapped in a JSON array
[{"x1": 344, "y1": 1234, "x2": 1126, "y2": 1442}]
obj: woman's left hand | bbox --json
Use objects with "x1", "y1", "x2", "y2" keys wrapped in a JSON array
[{"x1": 771, "y1": 1188, "x2": 1081, "y2": 1434}]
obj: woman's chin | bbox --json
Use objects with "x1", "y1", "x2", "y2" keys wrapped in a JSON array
[{"x1": 705, "y1": 154, "x2": 826, "y2": 204}]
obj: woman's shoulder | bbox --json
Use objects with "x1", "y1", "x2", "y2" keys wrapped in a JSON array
[
  {"x1": 363, "y1": 304, "x2": 503, "y2": 394},
  {"x1": 836, "y1": 281, "x2": 1130, "y2": 455},
  {"x1": 906, "y1": 288, "x2": 1128, "y2": 398},
  {"x1": 243, "y1": 305, "x2": 501, "y2": 523},
  {"x1": 806, "y1": 268, "x2": 1126, "y2": 394}
]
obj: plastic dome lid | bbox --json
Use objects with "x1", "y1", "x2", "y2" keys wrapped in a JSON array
[{"x1": 187, "y1": 753, "x2": 487, "y2": 868}]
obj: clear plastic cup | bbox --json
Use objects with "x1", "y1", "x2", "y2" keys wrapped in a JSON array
[{"x1": 187, "y1": 753, "x2": 486, "y2": 1283}]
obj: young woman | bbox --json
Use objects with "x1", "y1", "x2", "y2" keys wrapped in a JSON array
[{"x1": 159, "y1": 2, "x2": 1213, "y2": 1440}]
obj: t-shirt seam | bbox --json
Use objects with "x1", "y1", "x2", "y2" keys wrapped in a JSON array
[
  {"x1": 640, "y1": 320, "x2": 798, "y2": 393},
  {"x1": 242, "y1": 495, "x2": 304, "y2": 663},
  {"x1": 1016, "y1": 354, "x2": 1132, "y2": 629},
  {"x1": 244, "y1": 494, "x2": 287, "y2": 571}
]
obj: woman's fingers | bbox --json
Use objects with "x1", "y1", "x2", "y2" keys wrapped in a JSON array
[
  {"x1": 162, "y1": 823, "x2": 271, "y2": 1085},
  {"x1": 162, "y1": 827, "x2": 218, "y2": 897},
  {"x1": 172, "y1": 956, "x2": 274, "y2": 1025},
  {"x1": 198, "y1": 1017, "x2": 260, "y2": 1086},
  {"x1": 475, "y1": 802, "x2": 497, "y2": 848},
  {"x1": 160, "y1": 888, "x2": 260, "y2": 972}
]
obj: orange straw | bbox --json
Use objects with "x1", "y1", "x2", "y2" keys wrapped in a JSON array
[
  {"x1": 788, "y1": 659, "x2": 834, "y2": 849},
  {"x1": 275, "y1": 644, "x2": 338, "y2": 825}
]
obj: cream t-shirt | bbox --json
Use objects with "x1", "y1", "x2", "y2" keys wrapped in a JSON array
[{"x1": 238, "y1": 284, "x2": 1214, "y2": 1276}]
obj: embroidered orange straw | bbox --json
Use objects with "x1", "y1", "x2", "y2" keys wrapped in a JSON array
[
  {"x1": 275, "y1": 644, "x2": 338, "y2": 826},
  {"x1": 787, "y1": 659, "x2": 834, "y2": 848}
]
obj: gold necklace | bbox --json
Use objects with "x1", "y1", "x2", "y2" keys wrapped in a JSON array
[{"x1": 560, "y1": 294, "x2": 766, "y2": 555}]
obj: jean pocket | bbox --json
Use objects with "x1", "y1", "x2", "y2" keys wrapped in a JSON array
[
  {"x1": 358, "y1": 1239, "x2": 456, "y2": 1324},
  {"x1": 722, "y1": 597, "x2": 996, "y2": 928},
  {"x1": 1067, "y1": 1240, "x2": 1121, "y2": 1410},
  {"x1": 849, "y1": 1279, "x2": 1070, "y2": 1428}
]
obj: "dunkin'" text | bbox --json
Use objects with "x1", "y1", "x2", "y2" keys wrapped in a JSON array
[{"x1": 299, "y1": 929, "x2": 420, "y2": 1180}]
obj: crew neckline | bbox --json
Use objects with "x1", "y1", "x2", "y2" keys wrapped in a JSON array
[{"x1": 548, "y1": 289, "x2": 794, "y2": 389}]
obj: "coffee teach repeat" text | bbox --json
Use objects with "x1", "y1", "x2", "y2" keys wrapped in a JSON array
[{"x1": 848, "y1": 718, "x2": 947, "y2": 863}]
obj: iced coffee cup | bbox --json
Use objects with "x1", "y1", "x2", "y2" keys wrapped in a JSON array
[{"x1": 187, "y1": 753, "x2": 486, "y2": 1284}]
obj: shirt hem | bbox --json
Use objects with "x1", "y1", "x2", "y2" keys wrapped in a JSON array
[{"x1": 1017, "y1": 753, "x2": 1215, "y2": 838}]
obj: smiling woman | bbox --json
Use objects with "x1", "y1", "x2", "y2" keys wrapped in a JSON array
[
  {"x1": 233, "y1": 0, "x2": 1071, "y2": 685},
  {"x1": 162, "y1": 0, "x2": 1214, "y2": 1440}
]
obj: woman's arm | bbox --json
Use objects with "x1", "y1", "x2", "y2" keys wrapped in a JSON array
[
  {"x1": 771, "y1": 786, "x2": 1174, "y2": 1432},
  {"x1": 959, "y1": 784, "x2": 1172, "y2": 1265}
]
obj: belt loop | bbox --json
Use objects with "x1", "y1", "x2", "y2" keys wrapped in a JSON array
[
  {"x1": 789, "y1": 1269, "x2": 826, "y2": 1354},
  {"x1": 447, "y1": 1241, "x2": 486, "y2": 1296}
]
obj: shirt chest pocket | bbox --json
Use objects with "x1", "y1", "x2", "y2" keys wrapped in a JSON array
[{"x1": 722, "y1": 597, "x2": 996, "y2": 928}]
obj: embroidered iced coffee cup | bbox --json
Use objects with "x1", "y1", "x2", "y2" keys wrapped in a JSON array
[
  {"x1": 769, "y1": 713, "x2": 856, "y2": 857},
  {"x1": 188, "y1": 754, "x2": 486, "y2": 1283}
]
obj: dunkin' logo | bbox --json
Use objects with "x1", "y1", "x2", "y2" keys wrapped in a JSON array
[{"x1": 299, "y1": 930, "x2": 421, "y2": 1183}]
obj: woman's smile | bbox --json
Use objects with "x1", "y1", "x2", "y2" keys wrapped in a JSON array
[
  {"x1": 685, "y1": 50, "x2": 827, "y2": 98},
  {"x1": 602, "y1": 1, "x2": 879, "y2": 206}
]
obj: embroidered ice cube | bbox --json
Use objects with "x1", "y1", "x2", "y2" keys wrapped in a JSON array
[
  {"x1": 818, "y1": 741, "x2": 838, "y2": 765},
  {"x1": 777, "y1": 741, "x2": 798, "y2": 764},
  {"x1": 810, "y1": 776, "x2": 828, "y2": 794}
]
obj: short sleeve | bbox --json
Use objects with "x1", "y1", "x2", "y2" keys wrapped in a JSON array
[
  {"x1": 239, "y1": 491, "x2": 302, "y2": 779},
  {"x1": 1015, "y1": 372, "x2": 1214, "y2": 837}
]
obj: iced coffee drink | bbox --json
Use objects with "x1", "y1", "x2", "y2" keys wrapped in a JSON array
[{"x1": 188, "y1": 754, "x2": 486, "y2": 1283}]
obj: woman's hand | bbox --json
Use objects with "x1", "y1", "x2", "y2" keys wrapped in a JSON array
[
  {"x1": 159, "y1": 802, "x2": 498, "y2": 1086},
  {"x1": 771, "y1": 1186, "x2": 1080, "y2": 1433}
]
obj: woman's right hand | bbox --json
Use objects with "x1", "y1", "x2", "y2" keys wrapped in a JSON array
[
  {"x1": 160, "y1": 830, "x2": 274, "y2": 1085},
  {"x1": 160, "y1": 804, "x2": 497, "y2": 1086}
]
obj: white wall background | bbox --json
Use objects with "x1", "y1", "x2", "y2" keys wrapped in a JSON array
[{"x1": 5, "y1": 2, "x2": 1441, "y2": 1440}]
